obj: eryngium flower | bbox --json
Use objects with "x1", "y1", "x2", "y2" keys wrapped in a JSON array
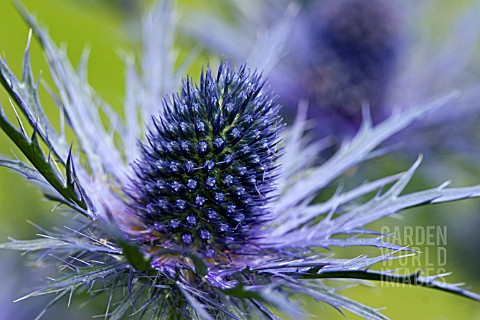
[
  {"x1": 1, "y1": 2, "x2": 480, "y2": 319},
  {"x1": 129, "y1": 64, "x2": 281, "y2": 258}
]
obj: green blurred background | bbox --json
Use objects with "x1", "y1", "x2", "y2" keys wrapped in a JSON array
[{"x1": 0, "y1": 0, "x2": 479, "y2": 319}]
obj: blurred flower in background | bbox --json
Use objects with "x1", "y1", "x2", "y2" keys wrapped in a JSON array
[
  {"x1": 269, "y1": 0, "x2": 403, "y2": 137},
  {"x1": 185, "y1": 0, "x2": 480, "y2": 151},
  {"x1": 1, "y1": 0, "x2": 480, "y2": 319}
]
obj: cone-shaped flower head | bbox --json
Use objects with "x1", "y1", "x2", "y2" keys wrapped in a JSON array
[{"x1": 129, "y1": 63, "x2": 282, "y2": 259}]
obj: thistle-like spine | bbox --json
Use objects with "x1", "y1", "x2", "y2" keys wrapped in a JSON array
[{"x1": 129, "y1": 62, "x2": 282, "y2": 258}]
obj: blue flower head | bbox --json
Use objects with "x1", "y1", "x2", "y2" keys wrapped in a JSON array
[
  {"x1": 0, "y1": 2, "x2": 480, "y2": 319},
  {"x1": 129, "y1": 63, "x2": 282, "y2": 259}
]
